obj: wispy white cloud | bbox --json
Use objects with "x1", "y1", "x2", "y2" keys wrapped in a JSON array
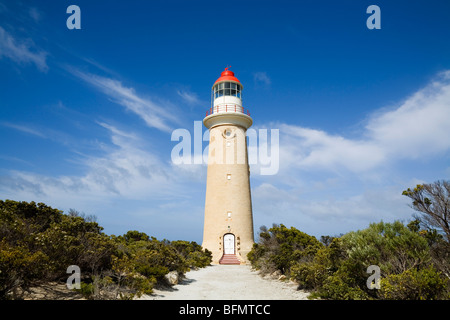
[
  {"x1": 67, "y1": 68, "x2": 179, "y2": 132},
  {"x1": 0, "y1": 121, "x2": 200, "y2": 200},
  {"x1": 0, "y1": 26, "x2": 48, "y2": 72},
  {"x1": 253, "y1": 71, "x2": 271, "y2": 86},
  {"x1": 279, "y1": 124, "x2": 385, "y2": 174},
  {"x1": 96, "y1": 121, "x2": 139, "y2": 141},
  {"x1": 0, "y1": 155, "x2": 35, "y2": 167},
  {"x1": 366, "y1": 70, "x2": 450, "y2": 159},
  {"x1": 28, "y1": 7, "x2": 42, "y2": 23},
  {"x1": 0, "y1": 2, "x2": 7, "y2": 13},
  {"x1": 1, "y1": 121, "x2": 75, "y2": 147},
  {"x1": 273, "y1": 70, "x2": 450, "y2": 176},
  {"x1": 1, "y1": 122, "x2": 47, "y2": 138},
  {"x1": 252, "y1": 181, "x2": 413, "y2": 237},
  {"x1": 177, "y1": 89, "x2": 201, "y2": 105}
]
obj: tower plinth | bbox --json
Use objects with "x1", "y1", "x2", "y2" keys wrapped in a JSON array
[{"x1": 202, "y1": 68, "x2": 254, "y2": 265}]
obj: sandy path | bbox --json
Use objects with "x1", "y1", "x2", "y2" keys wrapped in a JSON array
[{"x1": 141, "y1": 265, "x2": 309, "y2": 300}]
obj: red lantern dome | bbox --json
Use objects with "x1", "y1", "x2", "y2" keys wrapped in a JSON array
[{"x1": 214, "y1": 67, "x2": 241, "y2": 84}]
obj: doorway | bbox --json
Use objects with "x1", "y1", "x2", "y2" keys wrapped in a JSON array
[{"x1": 223, "y1": 233, "x2": 235, "y2": 254}]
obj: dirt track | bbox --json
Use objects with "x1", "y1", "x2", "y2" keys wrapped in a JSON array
[{"x1": 142, "y1": 265, "x2": 309, "y2": 300}]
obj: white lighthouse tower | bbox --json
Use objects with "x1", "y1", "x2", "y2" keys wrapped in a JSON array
[{"x1": 202, "y1": 67, "x2": 254, "y2": 264}]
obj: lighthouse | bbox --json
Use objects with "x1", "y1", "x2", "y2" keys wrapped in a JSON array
[{"x1": 202, "y1": 68, "x2": 254, "y2": 265}]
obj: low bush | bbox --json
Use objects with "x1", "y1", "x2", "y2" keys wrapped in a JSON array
[
  {"x1": 248, "y1": 224, "x2": 323, "y2": 276},
  {"x1": 379, "y1": 266, "x2": 448, "y2": 300}
]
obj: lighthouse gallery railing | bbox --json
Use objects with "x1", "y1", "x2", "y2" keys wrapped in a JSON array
[{"x1": 205, "y1": 104, "x2": 251, "y2": 117}]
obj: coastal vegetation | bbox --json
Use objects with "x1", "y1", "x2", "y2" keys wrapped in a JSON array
[
  {"x1": 1, "y1": 179, "x2": 449, "y2": 300},
  {"x1": 0, "y1": 200, "x2": 211, "y2": 300},
  {"x1": 248, "y1": 180, "x2": 450, "y2": 299}
]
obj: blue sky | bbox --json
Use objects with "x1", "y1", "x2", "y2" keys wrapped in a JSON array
[{"x1": 1, "y1": 0, "x2": 450, "y2": 242}]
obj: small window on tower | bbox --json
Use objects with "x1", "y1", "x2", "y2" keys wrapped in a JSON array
[
  {"x1": 227, "y1": 212, "x2": 232, "y2": 218},
  {"x1": 227, "y1": 174, "x2": 231, "y2": 180}
]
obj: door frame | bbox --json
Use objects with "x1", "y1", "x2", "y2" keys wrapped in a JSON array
[{"x1": 223, "y1": 233, "x2": 235, "y2": 255}]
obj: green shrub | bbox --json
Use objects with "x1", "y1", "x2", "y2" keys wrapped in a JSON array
[
  {"x1": 0, "y1": 200, "x2": 211, "y2": 300},
  {"x1": 251, "y1": 221, "x2": 449, "y2": 300},
  {"x1": 341, "y1": 221, "x2": 431, "y2": 275},
  {"x1": 291, "y1": 237, "x2": 347, "y2": 291},
  {"x1": 0, "y1": 240, "x2": 48, "y2": 299},
  {"x1": 317, "y1": 272, "x2": 369, "y2": 300},
  {"x1": 77, "y1": 281, "x2": 95, "y2": 299},
  {"x1": 170, "y1": 240, "x2": 212, "y2": 269},
  {"x1": 247, "y1": 224, "x2": 323, "y2": 276},
  {"x1": 314, "y1": 221, "x2": 437, "y2": 300},
  {"x1": 379, "y1": 266, "x2": 448, "y2": 300}
]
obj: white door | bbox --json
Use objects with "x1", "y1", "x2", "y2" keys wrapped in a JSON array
[{"x1": 223, "y1": 234, "x2": 235, "y2": 254}]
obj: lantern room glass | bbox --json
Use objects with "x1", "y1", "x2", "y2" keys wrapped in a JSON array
[{"x1": 213, "y1": 82, "x2": 242, "y2": 99}]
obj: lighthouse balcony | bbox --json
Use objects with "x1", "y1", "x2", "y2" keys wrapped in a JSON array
[{"x1": 205, "y1": 104, "x2": 251, "y2": 117}]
